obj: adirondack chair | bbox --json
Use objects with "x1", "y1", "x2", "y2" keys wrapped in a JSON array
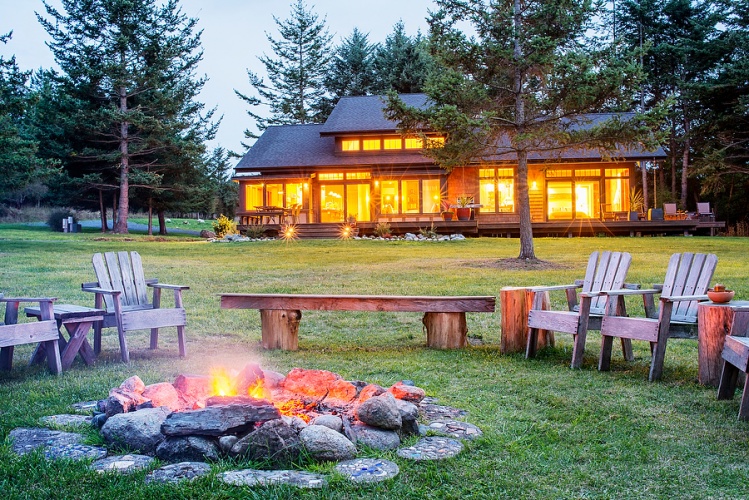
[
  {"x1": 82, "y1": 251, "x2": 188, "y2": 363},
  {"x1": 526, "y1": 251, "x2": 633, "y2": 369},
  {"x1": 664, "y1": 203, "x2": 686, "y2": 220},
  {"x1": 697, "y1": 202, "x2": 715, "y2": 221},
  {"x1": 597, "y1": 252, "x2": 717, "y2": 381},
  {"x1": 0, "y1": 295, "x2": 61, "y2": 374}
]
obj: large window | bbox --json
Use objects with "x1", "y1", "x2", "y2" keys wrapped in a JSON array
[
  {"x1": 245, "y1": 184, "x2": 263, "y2": 210},
  {"x1": 603, "y1": 168, "x2": 630, "y2": 213},
  {"x1": 379, "y1": 178, "x2": 441, "y2": 214},
  {"x1": 422, "y1": 179, "x2": 441, "y2": 213},
  {"x1": 479, "y1": 168, "x2": 515, "y2": 213},
  {"x1": 245, "y1": 182, "x2": 307, "y2": 211}
]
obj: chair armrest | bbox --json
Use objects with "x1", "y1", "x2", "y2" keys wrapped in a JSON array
[
  {"x1": 660, "y1": 294, "x2": 709, "y2": 303},
  {"x1": 603, "y1": 288, "x2": 660, "y2": 297},
  {"x1": 579, "y1": 291, "x2": 605, "y2": 298},
  {"x1": 149, "y1": 283, "x2": 190, "y2": 291},
  {"x1": 0, "y1": 297, "x2": 57, "y2": 303},
  {"x1": 529, "y1": 284, "x2": 580, "y2": 292},
  {"x1": 81, "y1": 287, "x2": 121, "y2": 296},
  {"x1": 652, "y1": 284, "x2": 664, "y2": 292}
]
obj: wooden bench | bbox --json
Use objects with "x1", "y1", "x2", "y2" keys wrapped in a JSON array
[
  {"x1": 220, "y1": 293, "x2": 496, "y2": 350},
  {"x1": 717, "y1": 307, "x2": 749, "y2": 419}
]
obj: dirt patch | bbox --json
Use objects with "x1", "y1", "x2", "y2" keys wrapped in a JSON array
[{"x1": 463, "y1": 258, "x2": 569, "y2": 271}]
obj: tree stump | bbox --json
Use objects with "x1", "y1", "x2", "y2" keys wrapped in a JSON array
[
  {"x1": 260, "y1": 310, "x2": 302, "y2": 350},
  {"x1": 500, "y1": 287, "x2": 554, "y2": 354},
  {"x1": 423, "y1": 312, "x2": 466, "y2": 349},
  {"x1": 697, "y1": 302, "x2": 739, "y2": 387}
]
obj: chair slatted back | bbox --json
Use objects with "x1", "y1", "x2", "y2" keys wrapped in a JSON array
[
  {"x1": 583, "y1": 251, "x2": 632, "y2": 311},
  {"x1": 661, "y1": 252, "x2": 717, "y2": 322},
  {"x1": 92, "y1": 251, "x2": 150, "y2": 311},
  {"x1": 664, "y1": 203, "x2": 678, "y2": 216},
  {"x1": 697, "y1": 202, "x2": 712, "y2": 215}
]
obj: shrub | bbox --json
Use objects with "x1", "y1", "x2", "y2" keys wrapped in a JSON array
[
  {"x1": 244, "y1": 224, "x2": 267, "y2": 238},
  {"x1": 419, "y1": 224, "x2": 438, "y2": 239},
  {"x1": 374, "y1": 221, "x2": 392, "y2": 237},
  {"x1": 212, "y1": 214, "x2": 238, "y2": 238},
  {"x1": 47, "y1": 209, "x2": 76, "y2": 232}
]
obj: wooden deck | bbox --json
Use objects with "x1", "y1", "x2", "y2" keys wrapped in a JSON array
[{"x1": 238, "y1": 219, "x2": 724, "y2": 239}]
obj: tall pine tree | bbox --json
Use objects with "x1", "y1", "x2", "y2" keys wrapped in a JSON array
[
  {"x1": 372, "y1": 21, "x2": 434, "y2": 94},
  {"x1": 38, "y1": 0, "x2": 214, "y2": 233},
  {"x1": 235, "y1": 0, "x2": 332, "y2": 148}
]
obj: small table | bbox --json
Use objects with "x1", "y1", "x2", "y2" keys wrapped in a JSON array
[
  {"x1": 25, "y1": 304, "x2": 105, "y2": 370},
  {"x1": 697, "y1": 300, "x2": 749, "y2": 387}
]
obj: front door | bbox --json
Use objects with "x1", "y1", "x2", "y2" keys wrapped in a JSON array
[{"x1": 320, "y1": 183, "x2": 371, "y2": 223}]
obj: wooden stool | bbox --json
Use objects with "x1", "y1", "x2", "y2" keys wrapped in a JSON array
[{"x1": 717, "y1": 336, "x2": 749, "y2": 420}]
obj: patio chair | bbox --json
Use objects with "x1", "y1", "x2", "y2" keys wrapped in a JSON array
[
  {"x1": 664, "y1": 203, "x2": 680, "y2": 220},
  {"x1": 82, "y1": 251, "x2": 188, "y2": 363},
  {"x1": 697, "y1": 202, "x2": 715, "y2": 221},
  {"x1": 597, "y1": 252, "x2": 717, "y2": 381},
  {"x1": 526, "y1": 250, "x2": 634, "y2": 369},
  {"x1": 0, "y1": 295, "x2": 61, "y2": 374}
]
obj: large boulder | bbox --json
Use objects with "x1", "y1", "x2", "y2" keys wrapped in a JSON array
[
  {"x1": 161, "y1": 404, "x2": 280, "y2": 437},
  {"x1": 388, "y1": 381, "x2": 426, "y2": 403},
  {"x1": 358, "y1": 384, "x2": 386, "y2": 402},
  {"x1": 230, "y1": 418, "x2": 302, "y2": 464},
  {"x1": 280, "y1": 368, "x2": 357, "y2": 404},
  {"x1": 100, "y1": 407, "x2": 171, "y2": 455},
  {"x1": 355, "y1": 393, "x2": 402, "y2": 430},
  {"x1": 349, "y1": 422, "x2": 401, "y2": 450},
  {"x1": 155, "y1": 436, "x2": 220, "y2": 463},
  {"x1": 173, "y1": 374, "x2": 213, "y2": 408},
  {"x1": 142, "y1": 382, "x2": 182, "y2": 412},
  {"x1": 299, "y1": 425, "x2": 356, "y2": 462},
  {"x1": 119, "y1": 375, "x2": 146, "y2": 394}
]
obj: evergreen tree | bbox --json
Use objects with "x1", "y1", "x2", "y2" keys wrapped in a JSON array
[
  {"x1": 0, "y1": 33, "x2": 56, "y2": 209},
  {"x1": 320, "y1": 28, "x2": 377, "y2": 116},
  {"x1": 38, "y1": 0, "x2": 214, "y2": 233},
  {"x1": 372, "y1": 21, "x2": 434, "y2": 94},
  {"x1": 386, "y1": 0, "x2": 662, "y2": 260},
  {"x1": 235, "y1": 0, "x2": 332, "y2": 147}
]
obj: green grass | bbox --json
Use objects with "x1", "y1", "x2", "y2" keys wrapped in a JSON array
[{"x1": 1, "y1": 226, "x2": 749, "y2": 499}]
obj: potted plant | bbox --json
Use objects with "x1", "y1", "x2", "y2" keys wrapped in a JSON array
[
  {"x1": 455, "y1": 195, "x2": 474, "y2": 221},
  {"x1": 440, "y1": 200, "x2": 454, "y2": 221},
  {"x1": 628, "y1": 188, "x2": 644, "y2": 221}
]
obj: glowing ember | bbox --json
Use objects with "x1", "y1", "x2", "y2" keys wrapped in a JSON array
[
  {"x1": 211, "y1": 367, "x2": 235, "y2": 397},
  {"x1": 247, "y1": 378, "x2": 270, "y2": 400},
  {"x1": 274, "y1": 400, "x2": 312, "y2": 423}
]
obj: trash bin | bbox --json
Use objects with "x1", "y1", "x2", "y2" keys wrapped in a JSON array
[{"x1": 648, "y1": 208, "x2": 664, "y2": 221}]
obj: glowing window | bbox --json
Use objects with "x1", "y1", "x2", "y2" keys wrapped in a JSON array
[
  {"x1": 575, "y1": 169, "x2": 600, "y2": 177},
  {"x1": 245, "y1": 184, "x2": 263, "y2": 210},
  {"x1": 362, "y1": 139, "x2": 380, "y2": 150},
  {"x1": 402, "y1": 180, "x2": 420, "y2": 213},
  {"x1": 319, "y1": 173, "x2": 344, "y2": 181},
  {"x1": 285, "y1": 183, "x2": 303, "y2": 208},
  {"x1": 426, "y1": 136, "x2": 445, "y2": 148},
  {"x1": 383, "y1": 137, "x2": 402, "y2": 149},
  {"x1": 497, "y1": 168, "x2": 513, "y2": 178},
  {"x1": 605, "y1": 168, "x2": 629, "y2": 177},
  {"x1": 346, "y1": 172, "x2": 371, "y2": 180},
  {"x1": 404, "y1": 137, "x2": 423, "y2": 149},
  {"x1": 479, "y1": 169, "x2": 494, "y2": 178},
  {"x1": 380, "y1": 180, "x2": 399, "y2": 214},
  {"x1": 341, "y1": 139, "x2": 359, "y2": 151},
  {"x1": 546, "y1": 169, "x2": 572, "y2": 178},
  {"x1": 422, "y1": 179, "x2": 440, "y2": 213}
]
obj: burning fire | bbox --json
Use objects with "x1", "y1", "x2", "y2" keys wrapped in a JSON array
[{"x1": 209, "y1": 367, "x2": 310, "y2": 422}]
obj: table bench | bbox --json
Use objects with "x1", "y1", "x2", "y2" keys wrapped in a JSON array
[{"x1": 220, "y1": 293, "x2": 496, "y2": 350}]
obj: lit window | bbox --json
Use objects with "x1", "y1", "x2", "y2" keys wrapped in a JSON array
[
  {"x1": 246, "y1": 184, "x2": 263, "y2": 210},
  {"x1": 402, "y1": 180, "x2": 420, "y2": 213},
  {"x1": 380, "y1": 180, "x2": 399, "y2": 214},
  {"x1": 426, "y1": 136, "x2": 445, "y2": 148},
  {"x1": 605, "y1": 168, "x2": 629, "y2": 178},
  {"x1": 341, "y1": 139, "x2": 359, "y2": 151},
  {"x1": 285, "y1": 183, "x2": 303, "y2": 208},
  {"x1": 479, "y1": 169, "x2": 494, "y2": 179},
  {"x1": 422, "y1": 179, "x2": 441, "y2": 213},
  {"x1": 346, "y1": 172, "x2": 371, "y2": 180},
  {"x1": 497, "y1": 168, "x2": 513, "y2": 178},
  {"x1": 575, "y1": 169, "x2": 600, "y2": 177},
  {"x1": 546, "y1": 169, "x2": 572, "y2": 178},
  {"x1": 362, "y1": 139, "x2": 380, "y2": 150},
  {"x1": 383, "y1": 137, "x2": 402, "y2": 150},
  {"x1": 319, "y1": 173, "x2": 344, "y2": 180},
  {"x1": 404, "y1": 137, "x2": 423, "y2": 149}
]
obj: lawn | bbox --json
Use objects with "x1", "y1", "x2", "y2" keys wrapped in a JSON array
[{"x1": 1, "y1": 224, "x2": 748, "y2": 499}]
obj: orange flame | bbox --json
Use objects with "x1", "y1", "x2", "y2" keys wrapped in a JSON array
[
  {"x1": 247, "y1": 378, "x2": 270, "y2": 400},
  {"x1": 274, "y1": 400, "x2": 311, "y2": 423},
  {"x1": 210, "y1": 367, "x2": 236, "y2": 397}
]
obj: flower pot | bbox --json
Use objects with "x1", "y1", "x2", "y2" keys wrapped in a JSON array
[
  {"x1": 441, "y1": 212, "x2": 454, "y2": 221},
  {"x1": 456, "y1": 207, "x2": 471, "y2": 221}
]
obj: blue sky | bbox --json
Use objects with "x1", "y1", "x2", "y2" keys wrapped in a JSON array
[{"x1": 0, "y1": 0, "x2": 433, "y2": 153}]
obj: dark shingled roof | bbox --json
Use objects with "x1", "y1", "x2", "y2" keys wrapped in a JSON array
[{"x1": 319, "y1": 94, "x2": 430, "y2": 136}]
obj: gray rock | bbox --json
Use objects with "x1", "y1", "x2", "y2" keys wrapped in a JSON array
[
  {"x1": 39, "y1": 414, "x2": 93, "y2": 428},
  {"x1": 311, "y1": 414, "x2": 342, "y2": 433},
  {"x1": 90, "y1": 454, "x2": 155, "y2": 473},
  {"x1": 155, "y1": 436, "x2": 220, "y2": 463},
  {"x1": 230, "y1": 418, "x2": 302, "y2": 463},
  {"x1": 200, "y1": 229, "x2": 216, "y2": 239},
  {"x1": 349, "y1": 422, "x2": 401, "y2": 450},
  {"x1": 100, "y1": 407, "x2": 171, "y2": 455},
  {"x1": 8, "y1": 427, "x2": 83, "y2": 456},
  {"x1": 220, "y1": 469, "x2": 327, "y2": 489},
  {"x1": 218, "y1": 435, "x2": 238, "y2": 453},
  {"x1": 355, "y1": 392, "x2": 402, "y2": 430},
  {"x1": 161, "y1": 403, "x2": 280, "y2": 436},
  {"x1": 299, "y1": 424, "x2": 356, "y2": 462},
  {"x1": 388, "y1": 381, "x2": 426, "y2": 403},
  {"x1": 396, "y1": 436, "x2": 464, "y2": 461},
  {"x1": 335, "y1": 458, "x2": 400, "y2": 483},
  {"x1": 119, "y1": 375, "x2": 145, "y2": 394},
  {"x1": 282, "y1": 415, "x2": 308, "y2": 433},
  {"x1": 91, "y1": 413, "x2": 108, "y2": 429},
  {"x1": 145, "y1": 461, "x2": 211, "y2": 484},
  {"x1": 358, "y1": 384, "x2": 386, "y2": 402},
  {"x1": 427, "y1": 420, "x2": 483, "y2": 440},
  {"x1": 45, "y1": 443, "x2": 107, "y2": 461},
  {"x1": 394, "y1": 399, "x2": 419, "y2": 421}
]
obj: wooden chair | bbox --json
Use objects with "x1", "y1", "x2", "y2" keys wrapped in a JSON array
[
  {"x1": 664, "y1": 203, "x2": 681, "y2": 220},
  {"x1": 82, "y1": 251, "x2": 188, "y2": 363},
  {"x1": 598, "y1": 252, "x2": 717, "y2": 381},
  {"x1": 717, "y1": 307, "x2": 749, "y2": 420},
  {"x1": 0, "y1": 295, "x2": 61, "y2": 374},
  {"x1": 697, "y1": 202, "x2": 715, "y2": 221},
  {"x1": 526, "y1": 251, "x2": 633, "y2": 369}
]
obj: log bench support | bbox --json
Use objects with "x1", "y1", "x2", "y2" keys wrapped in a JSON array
[{"x1": 221, "y1": 294, "x2": 496, "y2": 350}]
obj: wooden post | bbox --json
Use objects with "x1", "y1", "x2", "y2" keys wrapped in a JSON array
[
  {"x1": 423, "y1": 312, "x2": 467, "y2": 349},
  {"x1": 500, "y1": 287, "x2": 554, "y2": 354},
  {"x1": 697, "y1": 302, "x2": 739, "y2": 387},
  {"x1": 260, "y1": 309, "x2": 301, "y2": 350}
]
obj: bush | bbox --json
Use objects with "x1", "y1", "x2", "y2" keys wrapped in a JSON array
[
  {"x1": 47, "y1": 209, "x2": 76, "y2": 232},
  {"x1": 374, "y1": 221, "x2": 392, "y2": 237},
  {"x1": 244, "y1": 224, "x2": 267, "y2": 239},
  {"x1": 212, "y1": 214, "x2": 238, "y2": 238}
]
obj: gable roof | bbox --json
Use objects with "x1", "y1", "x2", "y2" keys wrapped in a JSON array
[{"x1": 319, "y1": 94, "x2": 430, "y2": 136}]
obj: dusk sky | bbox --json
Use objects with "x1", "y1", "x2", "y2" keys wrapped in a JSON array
[{"x1": 0, "y1": 0, "x2": 434, "y2": 154}]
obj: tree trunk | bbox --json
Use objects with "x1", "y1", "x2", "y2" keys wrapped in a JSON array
[
  {"x1": 99, "y1": 189, "x2": 107, "y2": 232},
  {"x1": 681, "y1": 108, "x2": 689, "y2": 209},
  {"x1": 670, "y1": 127, "x2": 677, "y2": 198},
  {"x1": 641, "y1": 161, "x2": 649, "y2": 211},
  {"x1": 114, "y1": 85, "x2": 130, "y2": 234},
  {"x1": 513, "y1": 0, "x2": 535, "y2": 260},
  {"x1": 158, "y1": 210, "x2": 168, "y2": 235},
  {"x1": 147, "y1": 198, "x2": 153, "y2": 236}
]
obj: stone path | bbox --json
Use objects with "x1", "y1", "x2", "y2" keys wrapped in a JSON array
[
  {"x1": 220, "y1": 469, "x2": 327, "y2": 489},
  {"x1": 91, "y1": 454, "x2": 155, "y2": 473},
  {"x1": 335, "y1": 458, "x2": 399, "y2": 483},
  {"x1": 45, "y1": 443, "x2": 107, "y2": 461},
  {"x1": 396, "y1": 437, "x2": 464, "y2": 461},
  {"x1": 145, "y1": 462, "x2": 212, "y2": 484},
  {"x1": 426, "y1": 420, "x2": 483, "y2": 440}
]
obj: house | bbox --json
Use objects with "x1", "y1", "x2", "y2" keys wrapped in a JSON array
[{"x1": 234, "y1": 94, "x2": 714, "y2": 236}]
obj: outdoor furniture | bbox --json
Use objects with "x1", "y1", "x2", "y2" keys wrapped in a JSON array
[
  {"x1": 697, "y1": 202, "x2": 715, "y2": 221},
  {"x1": 25, "y1": 304, "x2": 105, "y2": 370},
  {"x1": 717, "y1": 307, "x2": 749, "y2": 420},
  {"x1": 698, "y1": 301, "x2": 749, "y2": 386},
  {"x1": 220, "y1": 293, "x2": 496, "y2": 350},
  {"x1": 0, "y1": 295, "x2": 61, "y2": 375},
  {"x1": 82, "y1": 251, "x2": 188, "y2": 363},
  {"x1": 526, "y1": 250, "x2": 634, "y2": 369},
  {"x1": 664, "y1": 203, "x2": 687, "y2": 220},
  {"x1": 597, "y1": 252, "x2": 717, "y2": 381}
]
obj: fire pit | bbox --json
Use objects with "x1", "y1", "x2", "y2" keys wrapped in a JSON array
[{"x1": 95, "y1": 364, "x2": 436, "y2": 465}]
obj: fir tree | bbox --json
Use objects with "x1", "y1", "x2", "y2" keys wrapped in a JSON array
[
  {"x1": 372, "y1": 21, "x2": 434, "y2": 94},
  {"x1": 319, "y1": 28, "x2": 377, "y2": 116},
  {"x1": 235, "y1": 0, "x2": 332, "y2": 148}
]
